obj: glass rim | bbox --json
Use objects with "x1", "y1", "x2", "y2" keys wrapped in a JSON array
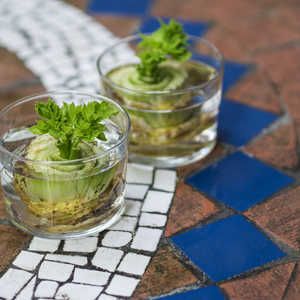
[
  {"x1": 0, "y1": 90, "x2": 131, "y2": 166},
  {"x1": 97, "y1": 34, "x2": 224, "y2": 96}
]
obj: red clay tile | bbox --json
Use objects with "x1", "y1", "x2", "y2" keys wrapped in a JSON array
[
  {"x1": 0, "y1": 224, "x2": 30, "y2": 272},
  {"x1": 285, "y1": 264, "x2": 300, "y2": 300},
  {"x1": 65, "y1": 0, "x2": 88, "y2": 10},
  {"x1": 165, "y1": 182, "x2": 219, "y2": 237},
  {"x1": 132, "y1": 245, "x2": 198, "y2": 299},
  {"x1": 245, "y1": 123, "x2": 298, "y2": 170},
  {"x1": 94, "y1": 15, "x2": 140, "y2": 37},
  {"x1": 221, "y1": 263, "x2": 295, "y2": 300},
  {"x1": 245, "y1": 186, "x2": 300, "y2": 251}
]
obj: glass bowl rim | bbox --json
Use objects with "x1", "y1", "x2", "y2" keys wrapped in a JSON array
[
  {"x1": 0, "y1": 90, "x2": 130, "y2": 166},
  {"x1": 97, "y1": 34, "x2": 224, "y2": 96}
]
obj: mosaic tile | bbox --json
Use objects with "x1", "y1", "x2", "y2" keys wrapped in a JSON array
[
  {"x1": 38, "y1": 261, "x2": 74, "y2": 282},
  {"x1": 29, "y1": 237, "x2": 60, "y2": 253},
  {"x1": 109, "y1": 216, "x2": 138, "y2": 232},
  {"x1": 139, "y1": 212, "x2": 167, "y2": 227},
  {"x1": 124, "y1": 199, "x2": 142, "y2": 216},
  {"x1": 63, "y1": 237, "x2": 98, "y2": 253},
  {"x1": 218, "y1": 99, "x2": 279, "y2": 147},
  {"x1": 153, "y1": 169, "x2": 177, "y2": 192},
  {"x1": 139, "y1": 17, "x2": 210, "y2": 36},
  {"x1": 73, "y1": 268, "x2": 110, "y2": 286},
  {"x1": 158, "y1": 286, "x2": 226, "y2": 300},
  {"x1": 88, "y1": 0, "x2": 152, "y2": 16},
  {"x1": 13, "y1": 251, "x2": 43, "y2": 271},
  {"x1": 142, "y1": 190, "x2": 174, "y2": 213},
  {"x1": 106, "y1": 274, "x2": 140, "y2": 297},
  {"x1": 56, "y1": 283, "x2": 103, "y2": 300},
  {"x1": 186, "y1": 151, "x2": 294, "y2": 211},
  {"x1": 35, "y1": 281, "x2": 59, "y2": 298},
  {"x1": 92, "y1": 247, "x2": 124, "y2": 272},
  {"x1": 16, "y1": 276, "x2": 36, "y2": 300},
  {"x1": 125, "y1": 183, "x2": 149, "y2": 199},
  {"x1": 45, "y1": 254, "x2": 88, "y2": 266},
  {"x1": 172, "y1": 215, "x2": 285, "y2": 281},
  {"x1": 98, "y1": 295, "x2": 117, "y2": 300},
  {"x1": 131, "y1": 227, "x2": 162, "y2": 251},
  {"x1": 118, "y1": 253, "x2": 151, "y2": 275},
  {"x1": 126, "y1": 163, "x2": 153, "y2": 184},
  {"x1": 102, "y1": 231, "x2": 132, "y2": 247}
]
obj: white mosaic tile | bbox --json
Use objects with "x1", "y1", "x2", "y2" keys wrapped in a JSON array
[
  {"x1": 142, "y1": 190, "x2": 174, "y2": 213},
  {"x1": 124, "y1": 199, "x2": 142, "y2": 216},
  {"x1": 73, "y1": 268, "x2": 110, "y2": 286},
  {"x1": 35, "y1": 280, "x2": 58, "y2": 298},
  {"x1": 131, "y1": 227, "x2": 163, "y2": 252},
  {"x1": 29, "y1": 237, "x2": 60, "y2": 252},
  {"x1": 15, "y1": 276, "x2": 36, "y2": 300},
  {"x1": 63, "y1": 237, "x2": 98, "y2": 253},
  {"x1": 38, "y1": 261, "x2": 74, "y2": 282},
  {"x1": 125, "y1": 183, "x2": 149, "y2": 200},
  {"x1": 118, "y1": 253, "x2": 151, "y2": 276},
  {"x1": 110, "y1": 216, "x2": 137, "y2": 232},
  {"x1": 98, "y1": 294, "x2": 117, "y2": 300},
  {"x1": 56, "y1": 283, "x2": 103, "y2": 300},
  {"x1": 13, "y1": 251, "x2": 43, "y2": 271},
  {"x1": 139, "y1": 212, "x2": 167, "y2": 227},
  {"x1": 102, "y1": 231, "x2": 132, "y2": 247},
  {"x1": 45, "y1": 254, "x2": 88, "y2": 266},
  {"x1": 106, "y1": 275, "x2": 139, "y2": 297},
  {"x1": 92, "y1": 248, "x2": 123, "y2": 272},
  {"x1": 153, "y1": 169, "x2": 177, "y2": 192},
  {"x1": 126, "y1": 163, "x2": 153, "y2": 184},
  {"x1": 0, "y1": 268, "x2": 33, "y2": 299}
]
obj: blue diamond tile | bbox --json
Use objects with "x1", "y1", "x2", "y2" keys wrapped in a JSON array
[
  {"x1": 223, "y1": 60, "x2": 252, "y2": 93},
  {"x1": 88, "y1": 0, "x2": 152, "y2": 16},
  {"x1": 186, "y1": 151, "x2": 294, "y2": 212},
  {"x1": 158, "y1": 286, "x2": 226, "y2": 300},
  {"x1": 218, "y1": 99, "x2": 279, "y2": 147},
  {"x1": 172, "y1": 215, "x2": 286, "y2": 282},
  {"x1": 139, "y1": 17, "x2": 210, "y2": 36}
]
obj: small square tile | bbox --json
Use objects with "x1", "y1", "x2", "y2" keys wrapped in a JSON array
[
  {"x1": 13, "y1": 251, "x2": 43, "y2": 271},
  {"x1": 186, "y1": 151, "x2": 294, "y2": 211},
  {"x1": 88, "y1": 0, "x2": 152, "y2": 16},
  {"x1": 56, "y1": 283, "x2": 103, "y2": 300},
  {"x1": 153, "y1": 169, "x2": 177, "y2": 192},
  {"x1": 98, "y1": 295, "x2": 117, "y2": 300},
  {"x1": 16, "y1": 276, "x2": 36, "y2": 300},
  {"x1": 218, "y1": 99, "x2": 279, "y2": 147},
  {"x1": 139, "y1": 212, "x2": 167, "y2": 227},
  {"x1": 131, "y1": 227, "x2": 162, "y2": 251},
  {"x1": 139, "y1": 17, "x2": 210, "y2": 37},
  {"x1": 73, "y1": 268, "x2": 110, "y2": 286},
  {"x1": 38, "y1": 261, "x2": 74, "y2": 282},
  {"x1": 125, "y1": 184, "x2": 149, "y2": 200},
  {"x1": 45, "y1": 254, "x2": 87, "y2": 266},
  {"x1": 126, "y1": 163, "x2": 153, "y2": 184},
  {"x1": 118, "y1": 253, "x2": 151, "y2": 275},
  {"x1": 92, "y1": 247, "x2": 124, "y2": 272},
  {"x1": 124, "y1": 200, "x2": 142, "y2": 216},
  {"x1": 142, "y1": 190, "x2": 173, "y2": 213},
  {"x1": 35, "y1": 281, "x2": 58, "y2": 298},
  {"x1": 29, "y1": 237, "x2": 60, "y2": 253},
  {"x1": 106, "y1": 274, "x2": 139, "y2": 297},
  {"x1": 158, "y1": 286, "x2": 226, "y2": 300},
  {"x1": 172, "y1": 215, "x2": 285, "y2": 281},
  {"x1": 102, "y1": 231, "x2": 132, "y2": 247},
  {"x1": 110, "y1": 216, "x2": 137, "y2": 232},
  {"x1": 63, "y1": 237, "x2": 98, "y2": 253}
]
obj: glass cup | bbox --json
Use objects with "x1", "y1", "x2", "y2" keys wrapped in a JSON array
[
  {"x1": 0, "y1": 91, "x2": 130, "y2": 239},
  {"x1": 97, "y1": 35, "x2": 223, "y2": 167}
]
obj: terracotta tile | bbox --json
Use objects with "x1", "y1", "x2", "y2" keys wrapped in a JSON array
[
  {"x1": 245, "y1": 124, "x2": 298, "y2": 170},
  {"x1": 132, "y1": 245, "x2": 198, "y2": 299},
  {"x1": 221, "y1": 263, "x2": 295, "y2": 300},
  {"x1": 165, "y1": 182, "x2": 219, "y2": 237},
  {"x1": 245, "y1": 186, "x2": 300, "y2": 251},
  {"x1": 285, "y1": 264, "x2": 300, "y2": 300},
  {"x1": 94, "y1": 15, "x2": 140, "y2": 37},
  {"x1": 177, "y1": 144, "x2": 226, "y2": 179},
  {"x1": 0, "y1": 48, "x2": 37, "y2": 88},
  {"x1": 227, "y1": 70, "x2": 281, "y2": 114},
  {"x1": 65, "y1": 0, "x2": 88, "y2": 10},
  {"x1": 0, "y1": 224, "x2": 31, "y2": 272}
]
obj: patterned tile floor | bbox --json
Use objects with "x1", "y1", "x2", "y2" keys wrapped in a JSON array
[{"x1": 0, "y1": 0, "x2": 299, "y2": 299}]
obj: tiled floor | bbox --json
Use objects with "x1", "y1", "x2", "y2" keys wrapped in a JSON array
[{"x1": 0, "y1": 0, "x2": 299, "y2": 299}]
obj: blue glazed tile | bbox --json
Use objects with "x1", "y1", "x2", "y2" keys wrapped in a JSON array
[
  {"x1": 218, "y1": 99, "x2": 278, "y2": 147},
  {"x1": 139, "y1": 17, "x2": 210, "y2": 36},
  {"x1": 172, "y1": 215, "x2": 286, "y2": 282},
  {"x1": 186, "y1": 151, "x2": 294, "y2": 211},
  {"x1": 223, "y1": 60, "x2": 252, "y2": 93},
  {"x1": 88, "y1": 0, "x2": 152, "y2": 16},
  {"x1": 158, "y1": 286, "x2": 226, "y2": 300}
]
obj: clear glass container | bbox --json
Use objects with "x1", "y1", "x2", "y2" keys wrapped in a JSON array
[
  {"x1": 0, "y1": 91, "x2": 130, "y2": 239},
  {"x1": 97, "y1": 35, "x2": 223, "y2": 167}
]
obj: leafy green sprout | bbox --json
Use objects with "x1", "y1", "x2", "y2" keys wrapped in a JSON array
[
  {"x1": 137, "y1": 19, "x2": 191, "y2": 83},
  {"x1": 30, "y1": 99, "x2": 118, "y2": 160}
]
